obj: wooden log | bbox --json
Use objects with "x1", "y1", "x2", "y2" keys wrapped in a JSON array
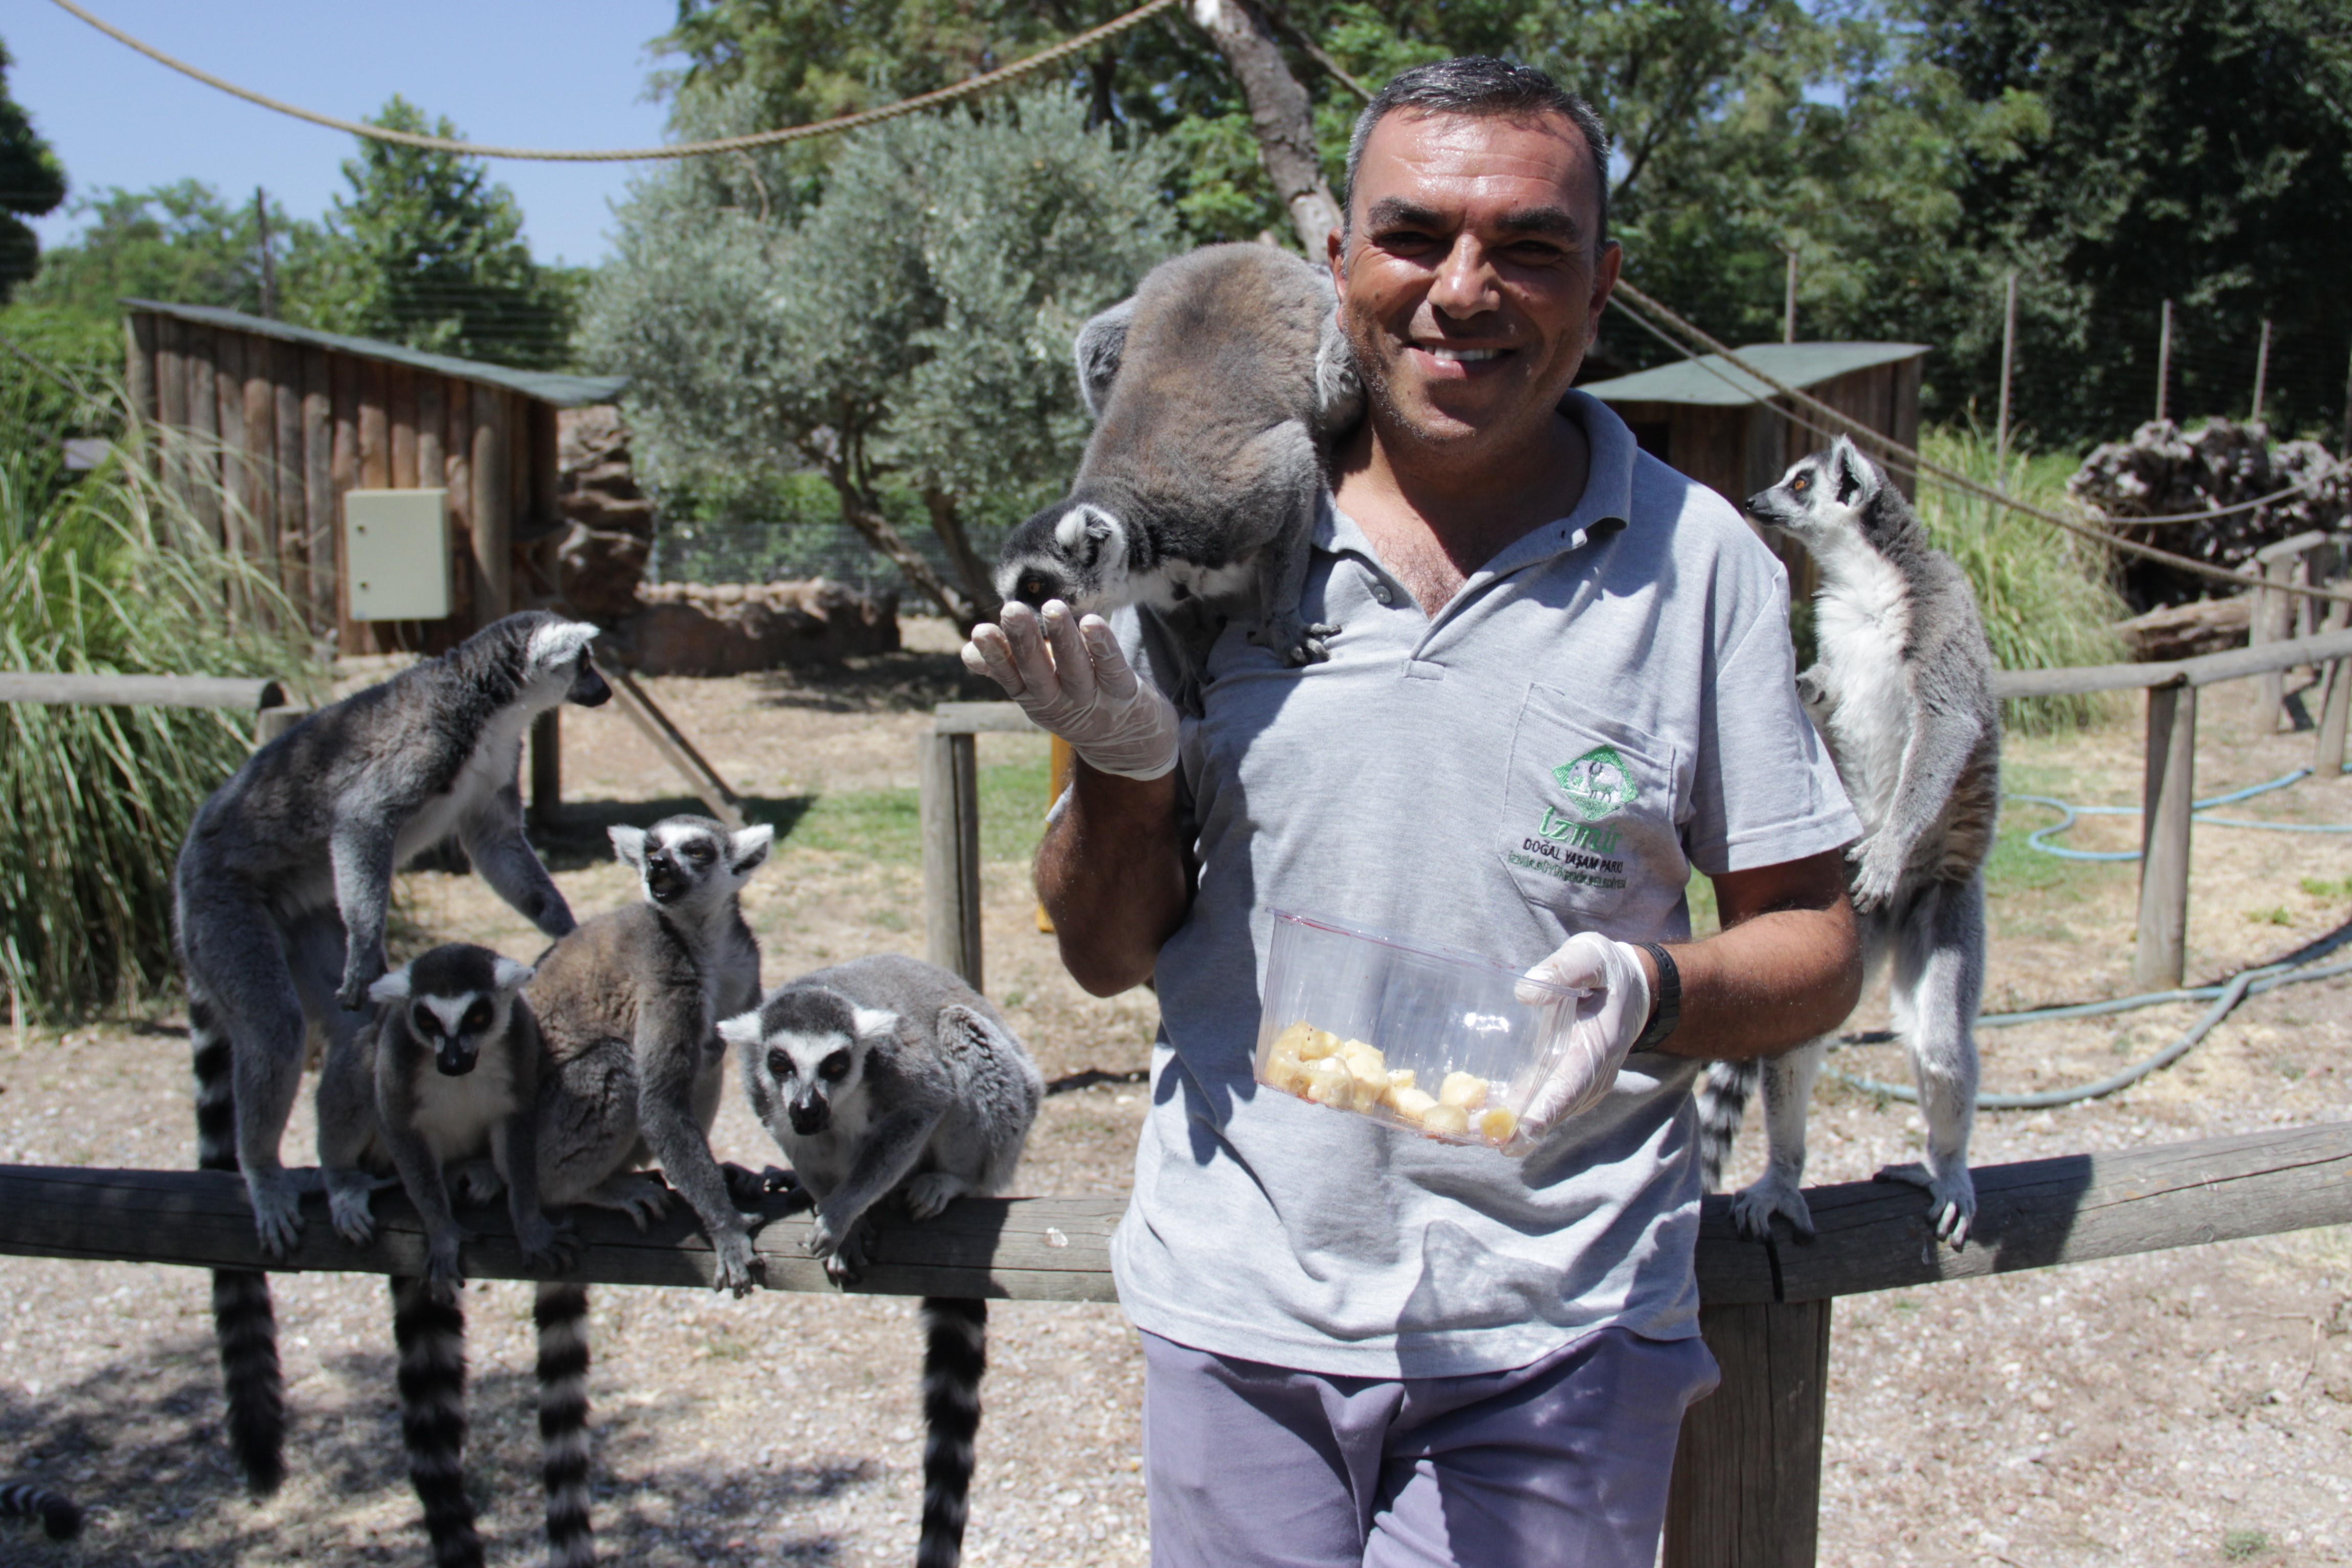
[
  {"x1": 214, "y1": 327, "x2": 246, "y2": 559},
  {"x1": 2320, "y1": 658, "x2": 2350, "y2": 779},
  {"x1": 124, "y1": 314, "x2": 157, "y2": 425},
  {"x1": 0, "y1": 673, "x2": 286, "y2": 710},
  {"x1": 1690, "y1": 1121, "x2": 2352, "y2": 1305},
  {"x1": 300, "y1": 347, "x2": 334, "y2": 635},
  {"x1": 2135, "y1": 682, "x2": 2197, "y2": 990},
  {"x1": 387, "y1": 363, "x2": 418, "y2": 490},
  {"x1": 0, "y1": 1165, "x2": 1124, "y2": 1302},
  {"x1": 531, "y1": 706, "x2": 562, "y2": 827},
  {"x1": 920, "y1": 729, "x2": 983, "y2": 989},
  {"x1": 2182, "y1": 625, "x2": 2352, "y2": 688},
  {"x1": 271, "y1": 339, "x2": 304, "y2": 598},
  {"x1": 471, "y1": 386, "x2": 512, "y2": 621},
  {"x1": 933, "y1": 701, "x2": 1041, "y2": 735},
  {"x1": 184, "y1": 323, "x2": 221, "y2": 543},
  {"x1": 1991, "y1": 663, "x2": 2183, "y2": 701},
  {"x1": 444, "y1": 379, "x2": 475, "y2": 631},
  {"x1": 1663, "y1": 1300, "x2": 1831, "y2": 1568},
  {"x1": 1988, "y1": 627, "x2": 2352, "y2": 702}
]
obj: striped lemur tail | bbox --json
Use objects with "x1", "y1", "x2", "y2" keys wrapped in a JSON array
[
  {"x1": 1695, "y1": 1060, "x2": 1759, "y2": 1191},
  {"x1": 391, "y1": 1276, "x2": 481, "y2": 1568},
  {"x1": 536, "y1": 1281, "x2": 595, "y2": 1568},
  {"x1": 191, "y1": 989, "x2": 286, "y2": 1495},
  {"x1": 917, "y1": 1297, "x2": 988, "y2": 1568},
  {"x1": 0, "y1": 1480, "x2": 82, "y2": 1540}
]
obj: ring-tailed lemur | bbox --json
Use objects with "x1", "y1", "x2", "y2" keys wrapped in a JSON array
[
  {"x1": 316, "y1": 942, "x2": 578, "y2": 1568},
  {"x1": 0, "y1": 1481, "x2": 80, "y2": 1540},
  {"x1": 174, "y1": 609, "x2": 607, "y2": 1494},
  {"x1": 724, "y1": 955, "x2": 1044, "y2": 1568},
  {"x1": 524, "y1": 815, "x2": 773, "y2": 1568},
  {"x1": 1698, "y1": 436, "x2": 2000, "y2": 1248},
  {"x1": 993, "y1": 242, "x2": 1363, "y2": 670}
]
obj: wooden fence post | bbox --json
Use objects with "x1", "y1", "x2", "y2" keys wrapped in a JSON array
[
  {"x1": 2136, "y1": 680, "x2": 2197, "y2": 990},
  {"x1": 919, "y1": 728, "x2": 983, "y2": 990},
  {"x1": 2319, "y1": 659, "x2": 2350, "y2": 780},
  {"x1": 1664, "y1": 1299, "x2": 1834, "y2": 1568},
  {"x1": 531, "y1": 707, "x2": 562, "y2": 829}
]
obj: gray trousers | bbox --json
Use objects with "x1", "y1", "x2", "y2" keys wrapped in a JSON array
[{"x1": 1141, "y1": 1327, "x2": 1717, "y2": 1568}]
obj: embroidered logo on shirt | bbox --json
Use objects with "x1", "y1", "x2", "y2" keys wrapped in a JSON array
[{"x1": 1549, "y1": 745, "x2": 1638, "y2": 823}]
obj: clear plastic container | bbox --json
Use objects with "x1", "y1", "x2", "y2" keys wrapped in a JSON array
[{"x1": 1252, "y1": 909, "x2": 1581, "y2": 1155}]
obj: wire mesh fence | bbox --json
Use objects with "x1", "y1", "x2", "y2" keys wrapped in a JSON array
[{"x1": 650, "y1": 515, "x2": 1011, "y2": 599}]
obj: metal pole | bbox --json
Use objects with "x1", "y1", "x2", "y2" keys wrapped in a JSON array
[
  {"x1": 1996, "y1": 269, "x2": 2018, "y2": 478},
  {"x1": 254, "y1": 186, "x2": 276, "y2": 321},
  {"x1": 2252, "y1": 318, "x2": 2272, "y2": 426},
  {"x1": 1783, "y1": 246, "x2": 1797, "y2": 344},
  {"x1": 2156, "y1": 299, "x2": 2173, "y2": 424}
]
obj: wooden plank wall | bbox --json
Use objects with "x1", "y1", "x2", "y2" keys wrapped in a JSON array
[{"x1": 126, "y1": 314, "x2": 552, "y2": 658}]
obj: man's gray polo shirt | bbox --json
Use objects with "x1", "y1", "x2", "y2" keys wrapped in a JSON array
[{"x1": 1107, "y1": 389, "x2": 1861, "y2": 1379}]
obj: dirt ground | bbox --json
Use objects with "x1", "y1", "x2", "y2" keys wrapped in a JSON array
[{"x1": 0, "y1": 621, "x2": 2347, "y2": 1566}]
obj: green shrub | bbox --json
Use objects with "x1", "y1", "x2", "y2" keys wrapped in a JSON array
[
  {"x1": 0, "y1": 366, "x2": 314, "y2": 1020},
  {"x1": 1913, "y1": 426, "x2": 2130, "y2": 734}
]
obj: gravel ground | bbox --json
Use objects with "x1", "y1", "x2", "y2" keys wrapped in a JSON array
[{"x1": 0, "y1": 632, "x2": 2345, "y2": 1566}]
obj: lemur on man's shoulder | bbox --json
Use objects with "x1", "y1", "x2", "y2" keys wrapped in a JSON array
[{"x1": 1698, "y1": 435, "x2": 1999, "y2": 1250}]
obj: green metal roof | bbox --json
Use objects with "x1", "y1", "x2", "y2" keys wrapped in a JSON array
[
  {"x1": 1580, "y1": 341, "x2": 1927, "y2": 407},
  {"x1": 122, "y1": 298, "x2": 629, "y2": 409}
]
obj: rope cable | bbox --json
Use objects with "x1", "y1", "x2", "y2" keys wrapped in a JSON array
[
  {"x1": 44, "y1": 0, "x2": 1183, "y2": 162},
  {"x1": 1605, "y1": 282, "x2": 2352, "y2": 606}
]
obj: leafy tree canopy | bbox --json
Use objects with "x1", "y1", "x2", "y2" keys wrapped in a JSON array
[
  {"x1": 0, "y1": 38, "x2": 66, "y2": 302},
  {"x1": 285, "y1": 96, "x2": 582, "y2": 369},
  {"x1": 19, "y1": 180, "x2": 301, "y2": 320}
]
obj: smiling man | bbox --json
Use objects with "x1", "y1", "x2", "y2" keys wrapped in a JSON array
[{"x1": 963, "y1": 56, "x2": 1863, "y2": 1567}]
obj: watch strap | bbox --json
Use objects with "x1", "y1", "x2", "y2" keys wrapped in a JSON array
[{"x1": 1633, "y1": 941, "x2": 1680, "y2": 1050}]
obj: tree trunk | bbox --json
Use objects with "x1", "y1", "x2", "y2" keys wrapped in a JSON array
[
  {"x1": 924, "y1": 489, "x2": 1004, "y2": 627},
  {"x1": 824, "y1": 475, "x2": 977, "y2": 629},
  {"x1": 1186, "y1": 0, "x2": 1344, "y2": 254}
]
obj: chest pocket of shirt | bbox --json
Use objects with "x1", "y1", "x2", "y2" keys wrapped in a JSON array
[{"x1": 1494, "y1": 683, "x2": 1687, "y2": 934}]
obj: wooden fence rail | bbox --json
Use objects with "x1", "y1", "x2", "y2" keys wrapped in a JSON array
[
  {"x1": 0, "y1": 1124, "x2": 2344, "y2": 1566},
  {"x1": 0, "y1": 668, "x2": 307, "y2": 743}
]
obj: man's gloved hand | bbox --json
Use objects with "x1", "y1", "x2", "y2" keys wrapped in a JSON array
[
  {"x1": 961, "y1": 600, "x2": 1179, "y2": 781},
  {"x1": 1516, "y1": 934, "x2": 1655, "y2": 1137}
]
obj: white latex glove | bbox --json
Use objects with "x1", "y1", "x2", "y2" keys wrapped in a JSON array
[
  {"x1": 1516, "y1": 934, "x2": 1655, "y2": 1136},
  {"x1": 960, "y1": 600, "x2": 1179, "y2": 781}
]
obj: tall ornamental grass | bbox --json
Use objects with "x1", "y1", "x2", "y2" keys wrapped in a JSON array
[
  {"x1": 0, "y1": 371, "x2": 313, "y2": 1020},
  {"x1": 1912, "y1": 426, "x2": 2129, "y2": 734}
]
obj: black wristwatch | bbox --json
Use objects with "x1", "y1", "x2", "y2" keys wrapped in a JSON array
[{"x1": 1632, "y1": 941, "x2": 1681, "y2": 1051}]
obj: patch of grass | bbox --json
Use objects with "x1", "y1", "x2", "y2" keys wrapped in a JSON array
[
  {"x1": 777, "y1": 754, "x2": 1053, "y2": 869},
  {"x1": 2222, "y1": 1527, "x2": 2271, "y2": 1561},
  {"x1": 2301, "y1": 875, "x2": 2352, "y2": 901},
  {"x1": 2246, "y1": 906, "x2": 2294, "y2": 927},
  {"x1": 1915, "y1": 426, "x2": 2131, "y2": 736}
]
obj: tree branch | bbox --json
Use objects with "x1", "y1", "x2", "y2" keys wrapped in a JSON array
[{"x1": 1184, "y1": 0, "x2": 1343, "y2": 252}]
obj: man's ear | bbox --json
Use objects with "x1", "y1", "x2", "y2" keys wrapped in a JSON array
[
  {"x1": 608, "y1": 825, "x2": 648, "y2": 870},
  {"x1": 729, "y1": 824, "x2": 774, "y2": 877}
]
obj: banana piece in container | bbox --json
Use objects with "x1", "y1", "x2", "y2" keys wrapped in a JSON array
[
  {"x1": 1391, "y1": 1086, "x2": 1438, "y2": 1121},
  {"x1": 1437, "y1": 1071, "x2": 1489, "y2": 1112},
  {"x1": 1302, "y1": 1058, "x2": 1354, "y2": 1107},
  {"x1": 1420, "y1": 1102, "x2": 1471, "y2": 1137},
  {"x1": 1475, "y1": 1106, "x2": 1518, "y2": 1146}
]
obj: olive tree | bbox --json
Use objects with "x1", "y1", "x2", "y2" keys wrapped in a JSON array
[{"x1": 583, "y1": 87, "x2": 1179, "y2": 624}]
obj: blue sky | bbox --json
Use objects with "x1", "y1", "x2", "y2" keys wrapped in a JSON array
[{"x1": 8, "y1": 0, "x2": 684, "y2": 267}]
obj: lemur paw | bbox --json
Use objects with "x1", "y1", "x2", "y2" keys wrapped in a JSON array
[
  {"x1": 451, "y1": 1160, "x2": 505, "y2": 1208},
  {"x1": 424, "y1": 1226, "x2": 475, "y2": 1286},
  {"x1": 1876, "y1": 1162, "x2": 1977, "y2": 1249},
  {"x1": 518, "y1": 1216, "x2": 579, "y2": 1273},
  {"x1": 903, "y1": 1172, "x2": 967, "y2": 1223},
  {"x1": 1846, "y1": 836, "x2": 1903, "y2": 911},
  {"x1": 1728, "y1": 1170, "x2": 1817, "y2": 1241},
  {"x1": 326, "y1": 1184, "x2": 376, "y2": 1247},
  {"x1": 808, "y1": 1212, "x2": 870, "y2": 1285},
  {"x1": 246, "y1": 1171, "x2": 306, "y2": 1259},
  {"x1": 1252, "y1": 613, "x2": 1338, "y2": 667},
  {"x1": 724, "y1": 1162, "x2": 797, "y2": 1208},
  {"x1": 710, "y1": 1228, "x2": 762, "y2": 1298},
  {"x1": 593, "y1": 1173, "x2": 671, "y2": 1231}
]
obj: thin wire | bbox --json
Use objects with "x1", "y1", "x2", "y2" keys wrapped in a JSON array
[
  {"x1": 45, "y1": 0, "x2": 1183, "y2": 162},
  {"x1": 1606, "y1": 283, "x2": 2352, "y2": 606}
]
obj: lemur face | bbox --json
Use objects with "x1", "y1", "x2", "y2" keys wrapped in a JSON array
[
  {"x1": 995, "y1": 501, "x2": 1131, "y2": 613},
  {"x1": 525, "y1": 617, "x2": 612, "y2": 708},
  {"x1": 1746, "y1": 437, "x2": 1883, "y2": 547},
  {"x1": 370, "y1": 946, "x2": 534, "y2": 1076},
  {"x1": 609, "y1": 817, "x2": 774, "y2": 908},
  {"x1": 721, "y1": 990, "x2": 898, "y2": 1139}
]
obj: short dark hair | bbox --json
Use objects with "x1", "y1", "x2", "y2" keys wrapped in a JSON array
[{"x1": 1343, "y1": 57, "x2": 1612, "y2": 246}]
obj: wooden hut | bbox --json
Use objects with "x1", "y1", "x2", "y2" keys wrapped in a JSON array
[
  {"x1": 122, "y1": 299, "x2": 627, "y2": 656},
  {"x1": 1580, "y1": 341, "x2": 1928, "y2": 509}
]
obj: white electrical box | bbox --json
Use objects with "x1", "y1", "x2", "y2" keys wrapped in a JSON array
[{"x1": 344, "y1": 489, "x2": 451, "y2": 621}]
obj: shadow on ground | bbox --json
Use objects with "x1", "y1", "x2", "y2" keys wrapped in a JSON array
[{"x1": 747, "y1": 649, "x2": 996, "y2": 715}]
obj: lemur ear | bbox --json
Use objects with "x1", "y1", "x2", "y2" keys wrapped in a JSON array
[
  {"x1": 368, "y1": 969, "x2": 412, "y2": 1004},
  {"x1": 716, "y1": 1011, "x2": 763, "y2": 1049},
  {"x1": 608, "y1": 825, "x2": 649, "y2": 869},
  {"x1": 728, "y1": 824, "x2": 774, "y2": 875},
  {"x1": 528, "y1": 618, "x2": 599, "y2": 670},
  {"x1": 491, "y1": 957, "x2": 535, "y2": 993},
  {"x1": 1314, "y1": 311, "x2": 1363, "y2": 433},
  {"x1": 1829, "y1": 437, "x2": 1881, "y2": 508},
  {"x1": 1073, "y1": 296, "x2": 1136, "y2": 420},
  {"x1": 851, "y1": 1006, "x2": 900, "y2": 1042}
]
